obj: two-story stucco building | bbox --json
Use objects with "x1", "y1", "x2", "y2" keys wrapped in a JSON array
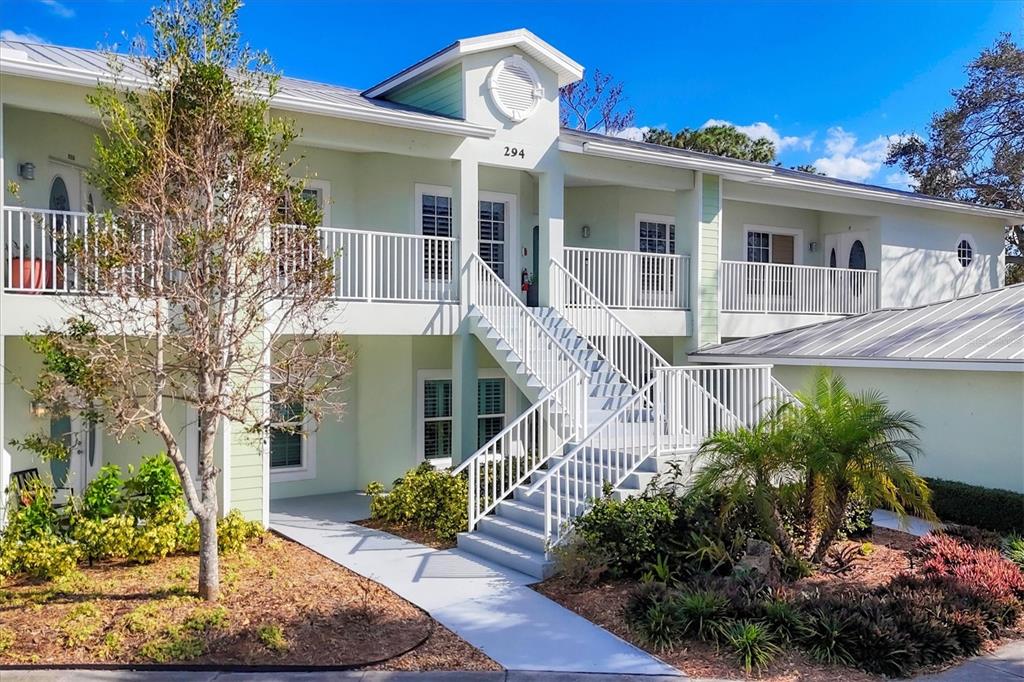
[{"x1": 1, "y1": 30, "x2": 1019, "y2": 577}]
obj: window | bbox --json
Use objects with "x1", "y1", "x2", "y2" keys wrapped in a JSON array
[
  {"x1": 957, "y1": 238, "x2": 973, "y2": 267},
  {"x1": 746, "y1": 227, "x2": 798, "y2": 265},
  {"x1": 638, "y1": 218, "x2": 675, "y2": 254},
  {"x1": 479, "y1": 200, "x2": 506, "y2": 279},
  {"x1": 418, "y1": 372, "x2": 509, "y2": 463},
  {"x1": 477, "y1": 378, "x2": 506, "y2": 448},
  {"x1": 417, "y1": 185, "x2": 454, "y2": 283},
  {"x1": 269, "y1": 399, "x2": 304, "y2": 469},
  {"x1": 423, "y1": 378, "x2": 453, "y2": 460},
  {"x1": 848, "y1": 240, "x2": 867, "y2": 270},
  {"x1": 277, "y1": 180, "x2": 330, "y2": 226}
]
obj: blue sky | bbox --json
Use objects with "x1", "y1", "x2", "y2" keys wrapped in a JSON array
[{"x1": 2, "y1": 0, "x2": 1021, "y2": 187}]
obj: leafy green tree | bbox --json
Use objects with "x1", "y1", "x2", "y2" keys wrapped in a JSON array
[
  {"x1": 690, "y1": 403, "x2": 803, "y2": 560},
  {"x1": 644, "y1": 124, "x2": 776, "y2": 163},
  {"x1": 796, "y1": 369, "x2": 934, "y2": 562},
  {"x1": 886, "y1": 34, "x2": 1023, "y2": 283},
  {"x1": 22, "y1": 0, "x2": 351, "y2": 601}
]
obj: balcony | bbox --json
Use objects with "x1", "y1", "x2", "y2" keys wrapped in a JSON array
[
  {"x1": 2, "y1": 207, "x2": 459, "y2": 303},
  {"x1": 564, "y1": 246, "x2": 690, "y2": 311},
  {"x1": 720, "y1": 260, "x2": 879, "y2": 316}
]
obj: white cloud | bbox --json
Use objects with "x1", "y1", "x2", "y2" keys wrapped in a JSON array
[
  {"x1": 608, "y1": 125, "x2": 651, "y2": 142},
  {"x1": 702, "y1": 118, "x2": 814, "y2": 153},
  {"x1": 884, "y1": 170, "x2": 915, "y2": 190},
  {"x1": 39, "y1": 0, "x2": 74, "y2": 19},
  {"x1": 1, "y1": 28, "x2": 48, "y2": 43},
  {"x1": 813, "y1": 127, "x2": 905, "y2": 183}
]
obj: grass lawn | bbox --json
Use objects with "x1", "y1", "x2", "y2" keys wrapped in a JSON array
[
  {"x1": 536, "y1": 527, "x2": 1022, "y2": 681},
  {"x1": 0, "y1": 532, "x2": 499, "y2": 670}
]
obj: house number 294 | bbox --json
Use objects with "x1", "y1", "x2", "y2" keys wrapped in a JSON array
[{"x1": 504, "y1": 146, "x2": 526, "y2": 159}]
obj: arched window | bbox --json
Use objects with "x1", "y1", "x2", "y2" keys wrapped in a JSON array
[
  {"x1": 49, "y1": 176, "x2": 70, "y2": 212},
  {"x1": 829, "y1": 248, "x2": 837, "y2": 268},
  {"x1": 957, "y1": 239, "x2": 973, "y2": 267},
  {"x1": 849, "y1": 240, "x2": 867, "y2": 270}
]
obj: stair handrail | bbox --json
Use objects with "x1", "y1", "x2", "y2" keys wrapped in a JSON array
[
  {"x1": 468, "y1": 254, "x2": 588, "y2": 389},
  {"x1": 527, "y1": 375, "x2": 660, "y2": 545},
  {"x1": 452, "y1": 371, "x2": 587, "y2": 530},
  {"x1": 550, "y1": 259, "x2": 668, "y2": 392}
]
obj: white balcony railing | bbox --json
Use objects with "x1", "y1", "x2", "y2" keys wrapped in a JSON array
[
  {"x1": 564, "y1": 246, "x2": 690, "y2": 310},
  {"x1": 2, "y1": 208, "x2": 459, "y2": 304},
  {"x1": 720, "y1": 260, "x2": 879, "y2": 315}
]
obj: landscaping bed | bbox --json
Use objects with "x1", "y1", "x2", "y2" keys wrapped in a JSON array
[
  {"x1": 0, "y1": 533, "x2": 499, "y2": 670},
  {"x1": 354, "y1": 518, "x2": 455, "y2": 550},
  {"x1": 538, "y1": 525, "x2": 1022, "y2": 681}
]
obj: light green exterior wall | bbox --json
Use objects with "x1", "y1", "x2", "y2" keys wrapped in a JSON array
[
  {"x1": 721, "y1": 199, "x2": 819, "y2": 263},
  {"x1": 564, "y1": 186, "x2": 678, "y2": 252},
  {"x1": 386, "y1": 65, "x2": 463, "y2": 119},
  {"x1": 773, "y1": 365, "x2": 1024, "y2": 493},
  {"x1": 699, "y1": 174, "x2": 722, "y2": 346}
]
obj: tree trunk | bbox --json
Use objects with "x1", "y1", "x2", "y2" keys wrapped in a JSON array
[
  {"x1": 802, "y1": 471, "x2": 821, "y2": 557},
  {"x1": 198, "y1": 511, "x2": 220, "y2": 601},
  {"x1": 810, "y1": 486, "x2": 851, "y2": 563},
  {"x1": 755, "y1": 490, "x2": 799, "y2": 560}
]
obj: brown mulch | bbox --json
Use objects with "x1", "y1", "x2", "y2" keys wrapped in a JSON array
[
  {"x1": 0, "y1": 534, "x2": 498, "y2": 670},
  {"x1": 534, "y1": 527, "x2": 930, "y2": 681},
  {"x1": 353, "y1": 518, "x2": 455, "y2": 550}
]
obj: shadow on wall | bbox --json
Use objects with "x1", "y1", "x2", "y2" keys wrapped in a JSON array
[{"x1": 882, "y1": 246, "x2": 997, "y2": 308}]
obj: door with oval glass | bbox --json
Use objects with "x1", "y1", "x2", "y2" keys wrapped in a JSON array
[{"x1": 824, "y1": 232, "x2": 869, "y2": 270}]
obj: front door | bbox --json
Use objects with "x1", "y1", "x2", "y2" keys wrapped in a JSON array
[
  {"x1": 478, "y1": 192, "x2": 517, "y2": 288},
  {"x1": 825, "y1": 232, "x2": 869, "y2": 270},
  {"x1": 48, "y1": 413, "x2": 101, "y2": 497}
]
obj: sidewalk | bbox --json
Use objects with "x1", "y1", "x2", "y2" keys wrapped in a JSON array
[{"x1": 268, "y1": 493, "x2": 681, "y2": 677}]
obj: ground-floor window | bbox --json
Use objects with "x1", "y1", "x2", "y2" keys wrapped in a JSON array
[
  {"x1": 418, "y1": 370, "x2": 511, "y2": 465},
  {"x1": 268, "y1": 391, "x2": 317, "y2": 482}
]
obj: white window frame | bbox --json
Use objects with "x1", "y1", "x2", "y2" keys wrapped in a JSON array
[
  {"x1": 743, "y1": 224, "x2": 804, "y2": 265},
  {"x1": 955, "y1": 233, "x2": 976, "y2": 269},
  {"x1": 415, "y1": 184, "x2": 453, "y2": 238},
  {"x1": 635, "y1": 213, "x2": 677, "y2": 254},
  {"x1": 416, "y1": 369, "x2": 514, "y2": 469},
  {"x1": 268, "y1": 402, "x2": 317, "y2": 483}
]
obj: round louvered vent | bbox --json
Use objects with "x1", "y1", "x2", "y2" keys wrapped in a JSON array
[{"x1": 487, "y1": 55, "x2": 543, "y2": 123}]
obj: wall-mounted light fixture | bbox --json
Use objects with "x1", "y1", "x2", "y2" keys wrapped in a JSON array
[
  {"x1": 809, "y1": 241, "x2": 818, "y2": 253},
  {"x1": 18, "y1": 162, "x2": 35, "y2": 180},
  {"x1": 581, "y1": 224, "x2": 591, "y2": 239},
  {"x1": 30, "y1": 399, "x2": 48, "y2": 418}
]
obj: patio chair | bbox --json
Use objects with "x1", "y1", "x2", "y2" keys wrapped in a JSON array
[{"x1": 8, "y1": 467, "x2": 73, "y2": 508}]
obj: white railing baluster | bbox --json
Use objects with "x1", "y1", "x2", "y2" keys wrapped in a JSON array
[
  {"x1": 720, "y1": 260, "x2": 879, "y2": 315},
  {"x1": 564, "y1": 246, "x2": 691, "y2": 311}
]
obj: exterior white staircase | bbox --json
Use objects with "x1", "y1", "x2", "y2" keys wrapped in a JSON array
[{"x1": 455, "y1": 255, "x2": 785, "y2": 579}]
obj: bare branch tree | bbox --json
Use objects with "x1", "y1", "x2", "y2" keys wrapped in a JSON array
[
  {"x1": 559, "y1": 69, "x2": 636, "y2": 135},
  {"x1": 21, "y1": 0, "x2": 351, "y2": 601}
]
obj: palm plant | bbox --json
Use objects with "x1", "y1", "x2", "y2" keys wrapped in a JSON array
[
  {"x1": 797, "y1": 369, "x2": 934, "y2": 562},
  {"x1": 690, "y1": 402, "x2": 803, "y2": 560}
]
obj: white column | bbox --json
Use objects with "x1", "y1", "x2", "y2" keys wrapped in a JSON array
[
  {"x1": 451, "y1": 158, "x2": 479, "y2": 464},
  {"x1": 0, "y1": 95, "x2": 8, "y2": 528},
  {"x1": 537, "y1": 169, "x2": 564, "y2": 307}
]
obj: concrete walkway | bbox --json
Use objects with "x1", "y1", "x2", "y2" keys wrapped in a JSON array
[
  {"x1": 909, "y1": 640, "x2": 1024, "y2": 680},
  {"x1": 268, "y1": 493, "x2": 681, "y2": 677}
]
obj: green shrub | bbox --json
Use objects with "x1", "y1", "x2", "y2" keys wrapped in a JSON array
[
  {"x1": 71, "y1": 514, "x2": 135, "y2": 562},
  {"x1": 367, "y1": 463, "x2": 468, "y2": 542},
  {"x1": 81, "y1": 465, "x2": 123, "y2": 519},
  {"x1": 125, "y1": 454, "x2": 184, "y2": 520},
  {"x1": 722, "y1": 620, "x2": 781, "y2": 673},
  {"x1": 925, "y1": 478, "x2": 1024, "y2": 534},
  {"x1": 800, "y1": 607, "x2": 855, "y2": 666},
  {"x1": 672, "y1": 588, "x2": 730, "y2": 642},
  {"x1": 257, "y1": 623, "x2": 288, "y2": 653},
  {"x1": 568, "y1": 494, "x2": 675, "y2": 579},
  {"x1": 217, "y1": 509, "x2": 264, "y2": 553},
  {"x1": 4, "y1": 477, "x2": 61, "y2": 542},
  {"x1": 1002, "y1": 534, "x2": 1024, "y2": 571},
  {"x1": 9, "y1": 534, "x2": 81, "y2": 580}
]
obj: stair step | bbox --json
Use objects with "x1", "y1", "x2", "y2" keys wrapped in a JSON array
[
  {"x1": 477, "y1": 515, "x2": 549, "y2": 553},
  {"x1": 457, "y1": 531, "x2": 553, "y2": 580},
  {"x1": 495, "y1": 499, "x2": 547, "y2": 529}
]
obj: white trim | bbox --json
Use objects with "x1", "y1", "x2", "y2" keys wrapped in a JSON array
[
  {"x1": 634, "y1": 213, "x2": 677, "y2": 253},
  {"x1": 742, "y1": 224, "x2": 804, "y2": 265},
  {"x1": 415, "y1": 183, "x2": 454, "y2": 236},
  {"x1": 364, "y1": 29, "x2": 583, "y2": 98},
  {"x1": 221, "y1": 419, "x2": 231, "y2": 512},
  {"x1": 416, "y1": 369, "x2": 514, "y2": 469}
]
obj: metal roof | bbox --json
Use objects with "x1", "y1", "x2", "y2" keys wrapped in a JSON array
[
  {"x1": 0, "y1": 40, "x2": 495, "y2": 138},
  {"x1": 692, "y1": 284, "x2": 1024, "y2": 370}
]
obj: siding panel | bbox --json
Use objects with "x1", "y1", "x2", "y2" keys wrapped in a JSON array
[{"x1": 386, "y1": 65, "x2": 463, "y2": 119}]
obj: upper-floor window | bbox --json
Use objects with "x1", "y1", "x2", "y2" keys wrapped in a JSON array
[
  {"x1": 637, "y1": 216, "x2": 675, "y2": 254},
  {"x1": 849, "y1": 239, "x2": 867, "y2": 270},
  {"x1": 746, "y1": 227, "x2": 798, "y2": 265},
  {"x1": 957, "y1": 238, "x2": 973, "y2": 267},
  {"x1": 420, "y1": 192, "x2": 453, "y2": 238}
]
